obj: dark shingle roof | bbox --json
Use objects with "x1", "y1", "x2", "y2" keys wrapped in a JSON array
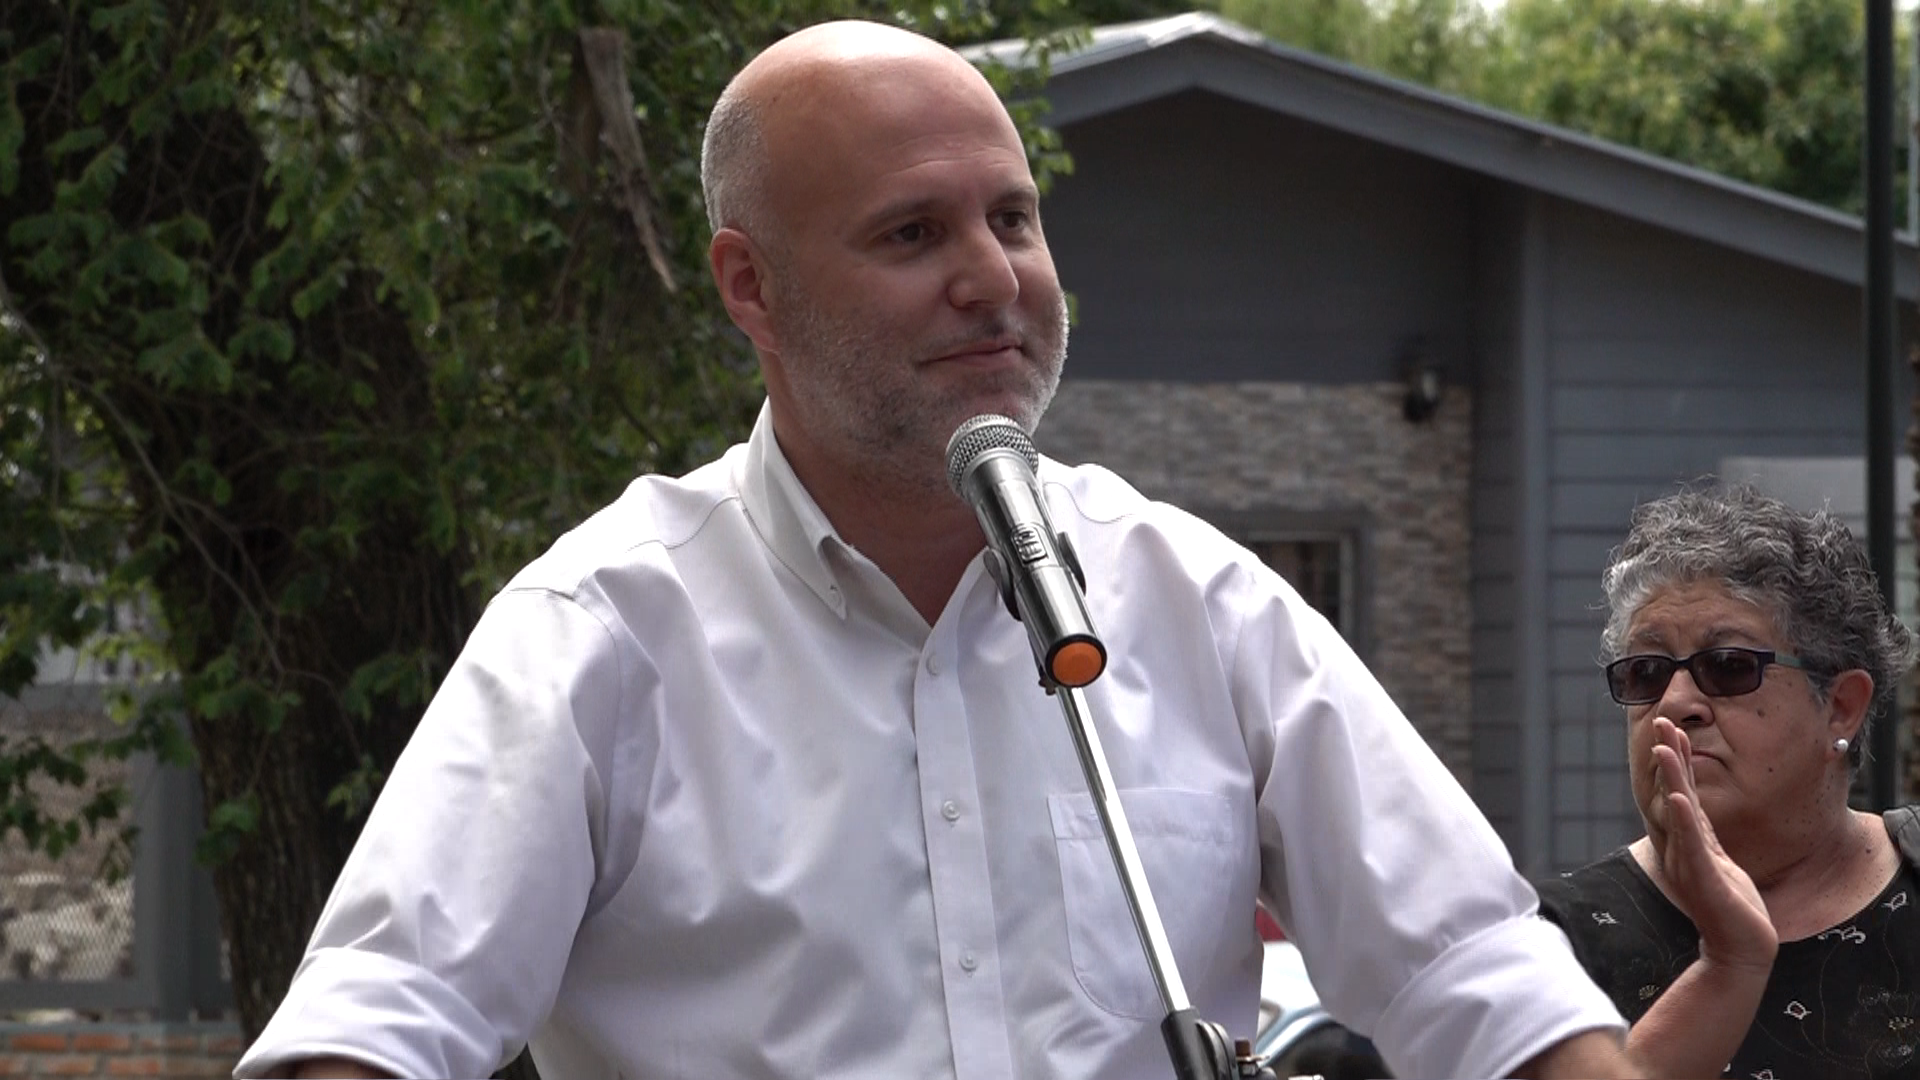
[{"x1": 971, "y1": 12, "x2": 1917, "y2": 295}]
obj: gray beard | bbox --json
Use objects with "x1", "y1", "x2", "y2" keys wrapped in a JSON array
[{"x1": 774, "y1": 294, "x2": 1067, "y2": 502}]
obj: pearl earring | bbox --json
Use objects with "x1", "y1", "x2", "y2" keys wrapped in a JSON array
[{"x1": 1834, "y1": 737, "x2": 1851, "y2": 754}]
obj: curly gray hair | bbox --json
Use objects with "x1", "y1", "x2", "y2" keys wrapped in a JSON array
[{"x1": 1601, "y1": 485, "x2": 1918, "y2": 770}]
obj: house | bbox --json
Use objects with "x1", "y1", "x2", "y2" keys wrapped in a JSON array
[{"x1": 980, "y1": 13, "x2": 1920, "y2": 871}]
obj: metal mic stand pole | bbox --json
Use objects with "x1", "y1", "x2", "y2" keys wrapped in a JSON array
[{"x1": 1051, "y1": 684, "x2": 1277, "y2": 1080}]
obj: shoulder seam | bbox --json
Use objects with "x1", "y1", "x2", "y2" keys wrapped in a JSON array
[{"x1": 510, "y1": 490, "x2": 745, "y2": 600}]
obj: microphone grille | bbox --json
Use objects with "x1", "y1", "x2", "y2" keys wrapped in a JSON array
[{"x1": 945, "y1": 414, "x2": 1039, "y2": 497}]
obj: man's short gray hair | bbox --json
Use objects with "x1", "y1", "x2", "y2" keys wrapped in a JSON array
[
  {"x1": 700, "y1": 80, "x2": 769, "y2": 238},
  {"x1": 1601, "y1": 484, "x2": 1918, "y2": 768}
]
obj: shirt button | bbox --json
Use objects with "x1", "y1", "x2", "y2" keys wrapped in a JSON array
[
  {"x1": 941, "y1": 800, "x2": 961, "y2": 822},
  {"x1": 925, "y1": 654, "x2": 941, "y2": 675},
  {"x1": 959, "y1": 950, "x2": 979, "y2": 972}
]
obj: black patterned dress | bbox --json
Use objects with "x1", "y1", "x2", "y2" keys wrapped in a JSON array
[{"x1": 1536, "y1": 844, "x2": 1920, "y2": 1079}]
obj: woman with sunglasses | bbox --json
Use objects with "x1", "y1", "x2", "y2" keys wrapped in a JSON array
[{"x1": 1536, "y1": 485, "x2": 1920, "y2": 1079}]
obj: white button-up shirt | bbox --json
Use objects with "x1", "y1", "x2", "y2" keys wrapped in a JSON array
[{"x1": 237, "y1": 405, "x2": 1622, "y2": 1080}]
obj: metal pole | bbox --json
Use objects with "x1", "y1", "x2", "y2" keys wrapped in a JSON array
[
  {"x1": 1908, "y1": 2, "x2": 1918, "y2": 238},
  {"x1": 1054, "y1": 685, "x2": 1191, "y2": 1017},
  {"x1": 1053, "y1": 685, "x2": 1242, "y2": 1079},
  {"x1": 1867, "y1": 0, "x2": 1900, "y2": 809}
]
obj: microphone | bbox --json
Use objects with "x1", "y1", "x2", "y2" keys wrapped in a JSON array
[{"x1": 945, "y1": 415, "x2": 1107, "y2": 688}]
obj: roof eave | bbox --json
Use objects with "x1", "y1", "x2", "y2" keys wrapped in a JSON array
[{"x1": 975, "y1": 15, "x2": 1918, "y2": 298}]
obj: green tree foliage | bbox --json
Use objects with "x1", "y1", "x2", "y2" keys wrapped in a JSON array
[
  {"x1": 0, "y1": 0, "x2": 1159, "y2": 1039},
  {"x1": 1214, "y1": 0, "x2": 1901, "y2": 216},
  {"x1": 1486, "y1": 0, "x2": 1877, "y2": 213},
  {"x1": 1214, "y1": 0, "x2": 1496, "y2": 95}
]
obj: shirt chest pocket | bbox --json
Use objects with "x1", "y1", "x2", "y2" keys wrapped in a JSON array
[{"x1": 1047, "y1": 788, "x2": 1244, "y2": 1020}]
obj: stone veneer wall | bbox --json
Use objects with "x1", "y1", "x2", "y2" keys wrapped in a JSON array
[{"x1": 1037, "y1": 380, "x2": 1475, "y2": 782}]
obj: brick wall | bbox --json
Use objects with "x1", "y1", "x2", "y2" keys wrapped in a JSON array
[
  {"x1": 0, "y1": 1021, "x2": 241, "y2": 1078},
  {"x1": 1039, "y1": 379, "x2": 1476, "y2": 782}
]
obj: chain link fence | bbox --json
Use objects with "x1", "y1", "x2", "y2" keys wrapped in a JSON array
[
  {"x1": 0, "y1": 704, "x2": 135, "y2": 987},
  {"x1": 0, "y1": 688, "x2": 227, "y2": 1020}
]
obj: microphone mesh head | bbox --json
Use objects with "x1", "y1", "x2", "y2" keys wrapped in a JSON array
[{"x1": 945, "y1": 414, "x2": 1039, "y2": 497}]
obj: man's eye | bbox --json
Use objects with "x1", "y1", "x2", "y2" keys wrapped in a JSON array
[
  {"x1": 892, "y1": 223, "x2": 930, "y2": 243},
  {"x1": 995, "y1": 209, "x2": 1031, "y2": 230}
]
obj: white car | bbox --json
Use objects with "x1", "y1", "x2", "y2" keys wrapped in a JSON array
[{"x1": 1256, "y1": 938, "x2": 1392, "y2": 1079}]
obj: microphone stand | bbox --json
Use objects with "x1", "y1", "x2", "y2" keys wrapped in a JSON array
[
  {"x1": 941, "y1": 417, "x2": 1280, "y2": 1079},
  {"x1": 1048, "y1": 680, "x2": 1278, "y2": 1080}
]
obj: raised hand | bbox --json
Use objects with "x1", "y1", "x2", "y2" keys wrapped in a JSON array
[{"x1": 1643, "y1": 716, "x2": 1776, "y2": 970}]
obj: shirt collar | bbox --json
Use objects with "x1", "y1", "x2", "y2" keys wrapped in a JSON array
[{"x1": 735, "y1": 402, "x2": 851, "y2": 617}]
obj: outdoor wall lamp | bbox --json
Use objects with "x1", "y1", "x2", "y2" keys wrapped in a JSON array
[{"x1": 1400, "y1": 343, "x2": 1443, "y2": 423}]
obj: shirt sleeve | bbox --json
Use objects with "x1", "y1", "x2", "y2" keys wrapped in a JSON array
[
  {"x1": 233, "y1": 588, "x2": 629, "y2": 1079},
  {"x1": 1229, "y1": 561, "x2": 1625, "y2": 1079}
]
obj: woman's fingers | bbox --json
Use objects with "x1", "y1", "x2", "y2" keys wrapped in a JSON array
[{"x1": 1645, "y1": 717, "x2": 1695, "y2": 845}]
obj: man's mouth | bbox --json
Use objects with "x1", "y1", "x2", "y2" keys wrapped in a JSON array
[{"x1": 932, "y1": 337, "x2": 1023, "y2": 363}]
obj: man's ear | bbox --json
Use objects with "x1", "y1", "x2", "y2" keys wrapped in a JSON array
[
  {"x1": 1827, "y1": 668, "x2": 1875, "y2": 741},
  {"x1": 709, "y1": 227, "x2": 779, "y2": 354}
]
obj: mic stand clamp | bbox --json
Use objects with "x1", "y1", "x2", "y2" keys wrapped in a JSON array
[{"x1": 1047, "y1": 682, "x2": 1279, "y2": 1080}]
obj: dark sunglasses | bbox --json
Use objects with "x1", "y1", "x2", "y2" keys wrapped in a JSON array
[{"x1": 1604, "y1": 646, "x2": 1810, "y2": 705}]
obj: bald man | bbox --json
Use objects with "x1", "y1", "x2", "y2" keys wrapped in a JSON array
[{"x1": 238, "y1": 21, "x2": 1637, "y2": 1080}]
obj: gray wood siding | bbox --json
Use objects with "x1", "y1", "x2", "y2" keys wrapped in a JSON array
[
  {"x1": 1537, "y1": 197, "x2": 1912, "y2": 868},
  {"x1": 1046, "y1": 91, "x2": 1477, "y2": 384}
]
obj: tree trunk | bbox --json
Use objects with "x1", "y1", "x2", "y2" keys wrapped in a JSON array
[{"x1": 3, "y1": 0, "x2": 479, "y2": 1038}]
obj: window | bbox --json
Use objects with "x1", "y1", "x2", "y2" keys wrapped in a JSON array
[
  {"x1": 1247, "y1": 536, "x2": 1353, "y2": 637},
  {"x1": 1207, "y1": 509, "x2": 1369, "y2": 651}
]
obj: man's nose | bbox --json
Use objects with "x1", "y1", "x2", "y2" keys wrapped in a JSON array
[{"x1": 948, "y1": 224, "x2": 1020, "y2": 309}]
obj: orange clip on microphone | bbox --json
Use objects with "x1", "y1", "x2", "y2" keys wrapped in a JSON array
[{"x1": 1049, "y1": 639, "x2": 1106, "y2": 688}]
